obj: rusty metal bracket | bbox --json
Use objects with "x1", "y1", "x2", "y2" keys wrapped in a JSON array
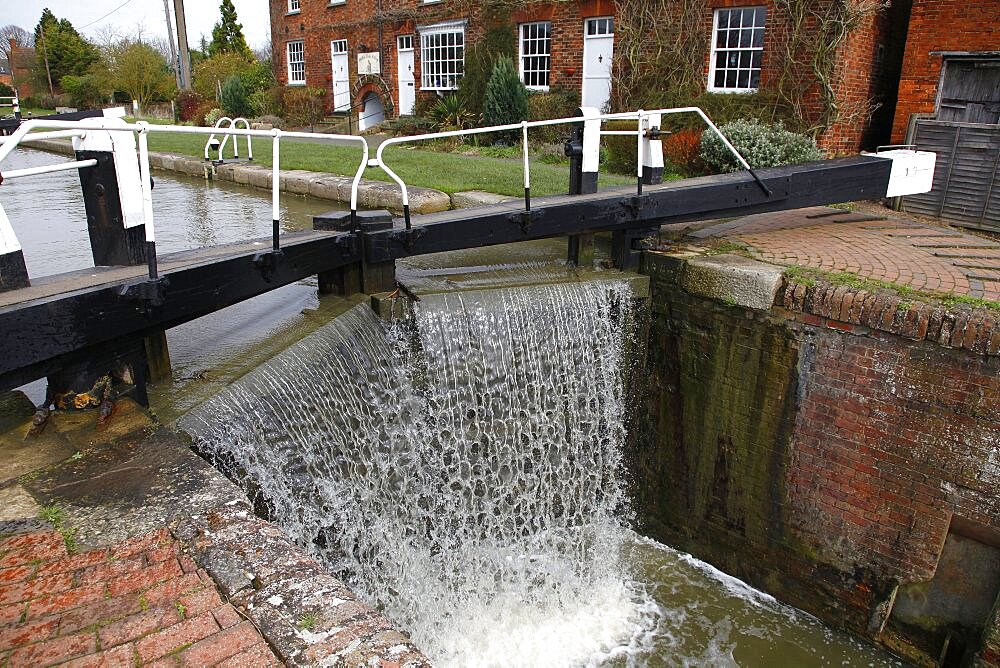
[
  {"x1": 389, "y1": 227, "x2": 427, "y2": 255},
  {"x1": 252, "y1": 249, "x2": 283, "y2": 283},
  {"x1": 622, "y1": 195, "x2": 649, "y2": 219},
  {"x1": 118, "y1": 276, "x2": 169, "y2": 308},
  {"x1": 334, "y1": 234, "x2": 356, "y2": 254}
]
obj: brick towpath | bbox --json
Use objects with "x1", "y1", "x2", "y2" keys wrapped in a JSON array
[
  {"x1": 0, "y1": 526, "x2": 280, "y2": 667},
  {"x1": 689, "y1": 206, "x2": 1000, "y2": 301}
]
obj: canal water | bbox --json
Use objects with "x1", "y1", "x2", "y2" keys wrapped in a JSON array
[{"x1": 5, "y1": 148, "x2": 901, "y2": 666}]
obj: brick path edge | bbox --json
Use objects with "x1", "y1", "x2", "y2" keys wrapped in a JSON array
[
  {"x1": 777, "y1": 277, "x2": 1000, "y2": 357},
  {"x1": 172, "y1": 499, "x2": 431, "y2": 668}
]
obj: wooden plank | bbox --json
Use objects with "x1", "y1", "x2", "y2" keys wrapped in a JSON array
[
  {"x1": 366, "y1": 156, "x2": 892, "y2": 262},
  {"x1": 0, "y1": 230, "x2": 361, "y2": 391},
  {"x1": 0, "y1": 155, "x2": 891, "y2": 391}
]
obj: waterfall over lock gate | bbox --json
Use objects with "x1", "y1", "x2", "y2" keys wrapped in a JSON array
[{"x1": 181, "y1": 280, "x2": 662, "y2": 666}]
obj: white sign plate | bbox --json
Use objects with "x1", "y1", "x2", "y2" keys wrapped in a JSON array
[{"x1": 358, "y1": 52, "x2": 381, "y2": 75}]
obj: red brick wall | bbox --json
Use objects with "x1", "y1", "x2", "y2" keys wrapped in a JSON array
[
  {"x1": 8, "y1": 41, "x2": 34, "y2": 99},
  {"x1": 637, "y1": 253, "x2": 1000, "y2": 664},
  {"x1": 891, "y1": 0, "x2": 1000, "y2": 143},
  {"x1": 268, "y1": 0, "x2": 894, "y2": 153},
  {"x1": 268, "y1": 0, "x2": 616, "y2": 116}
]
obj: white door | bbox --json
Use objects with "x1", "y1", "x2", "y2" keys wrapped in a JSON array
[
  {"x1": 358, "y1": 93, "x2": 385, "y2": 131},
  {"x1": 582, "y1": 17, "x2": 614, "y2": 111},
  {"x1": 397, "y1": 35, "x2": 415, "y2": 115},
  {"x1": 331, "y1": 40, "x2": 349, "y2": 112}
]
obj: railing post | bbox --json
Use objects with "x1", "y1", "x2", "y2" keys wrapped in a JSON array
[
  {"x1": 68, "y1": 117, "x2": 169, "y2": 397},
  {"x1": 0, "y1": 202, "x2": 29, "y2": 292},
  {"x1": 641, "y1": 112, "x2": 665, "y2": 186},
  {"x1": 567, "y1": 106, "x2": 601, "y2": 267},
  {"x1": 613, "y1": 110, "x2": 661, "y2": 270},
  {"x1": 76, "y1": 150, "x2": 148, "y2": 267},
  {"x1": 312, "y1": 209, "x2": 393, "y2": 295}
]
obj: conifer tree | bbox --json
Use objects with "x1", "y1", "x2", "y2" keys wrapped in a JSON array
[
  {"x1": 33, "y1": 8, "x2": 99, "y2": 93},
  {"x1": 208, "y1": 0, "x2": 253, "y2": 60},
  {"x1": 483, "y1": 56, "x2": 529, "y2": 143}
]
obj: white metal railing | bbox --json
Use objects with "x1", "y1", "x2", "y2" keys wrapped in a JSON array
[
  {"x1": 375, "y1": 106, "x2": 768, "y2": 229},
  {"x1": 0, "y1": 105, "x2": 761, "y2": 290},
  {"x1": 0, "y1": 119, "x2": 369, "y2": 284},
  {"x1": 205, "y1": 116, "x2": 254, "y2": 163}
]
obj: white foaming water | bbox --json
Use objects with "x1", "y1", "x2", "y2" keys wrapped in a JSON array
[{"x1": 182, "y1": 281, "x2": 660, "y2": 665}]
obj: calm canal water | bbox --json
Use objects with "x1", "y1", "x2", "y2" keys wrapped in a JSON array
[{"x1": 3, "y1": 148, "x2": 901, "y2": 666}]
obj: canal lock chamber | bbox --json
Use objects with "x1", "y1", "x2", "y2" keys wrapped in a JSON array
[{"x1": 178, "y1": 251, "x2": 904, "y2": 666}]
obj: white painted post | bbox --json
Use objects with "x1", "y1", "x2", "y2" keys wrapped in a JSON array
[
  {"x1": 0, "y1": 201, "x2": 29, "y2": 291},
  {"x1": 578, "y1": 106, "x2": 602, "y2": 194},
  {"x1": 272, "y1": 129, "x2": 281, "y2": 251},
  {"x1": 522, "y1": 121, "x2": 531, "y2": 213},
  {"x1": 641, "y1": 111, "x2": 664, "y2": 185},
  {"x1": 136, "y1": 122, "x2": 158, "y2": 279}
]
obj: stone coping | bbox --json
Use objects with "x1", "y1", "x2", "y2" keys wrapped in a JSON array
[{"x1": 646, "y1": 251, "x2": 1000, "y2": 357}]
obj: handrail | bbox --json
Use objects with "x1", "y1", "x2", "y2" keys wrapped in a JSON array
[
  {"x1": 207, "y1": 117, "x2": 254, "y2": 163},
  {"x1": 0, "y1": 119, "x2": 369, "y2": 284},
  {"x1": 375, "y1": 106, "x2": 767, "y2": 229}
]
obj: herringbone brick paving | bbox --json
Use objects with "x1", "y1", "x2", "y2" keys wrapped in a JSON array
[
  {"x1": 694, "y1": 207, "x2": 1000, "y2": 301},
  {"x1": 0, "y1": 528, "x2": 281, "y2": 667}
]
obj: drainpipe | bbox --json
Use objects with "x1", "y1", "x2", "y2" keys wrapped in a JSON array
[{"x1": 377, "y1": 0, "x2": 384, "y2": 74}]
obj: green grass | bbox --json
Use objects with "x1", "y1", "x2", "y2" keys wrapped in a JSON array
[
  {"x1": 19, "y1": 107, "x2": 56, "y2": 117},
  {"x1": 146, "y1": 132, "x2": 636, "y2": 197},
  {"x1": 784, "y1": 265, "x2": 1000, "y2": 312},
  {"x1": 38, "y1": 504, "x2": 78, "y2": 554}
]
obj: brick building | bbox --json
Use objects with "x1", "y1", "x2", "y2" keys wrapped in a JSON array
[
  {"x1": 269, "y1": 0, "x2": 906, "y2": 152},
  {"x1": 6, "y1": 39, "x2": 35, "y2": 99},
  {"x1": 891, "y1": 0, "x2": 1000, "y2": 143}
]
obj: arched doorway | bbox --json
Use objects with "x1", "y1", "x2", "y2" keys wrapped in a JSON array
[{"x1": 358, "y1": 92, "x2": 385, "y2": 132}]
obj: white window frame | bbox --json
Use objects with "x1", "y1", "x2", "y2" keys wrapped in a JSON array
[
  {"x1": 519, "y1": 21, "x2": 552, "y2": 91},
  {"x1": 287, "y1": 40, "x2": 306, "y2": 85},
  {"x1": 708, "y1": 7, "x2": 766, "y2": 93},
  {"x1": 288, "y1": 0, "x2": 300, "y2": 13},
  {"x1": 398, "y1": 34, "x2": 413, "y2": 51},
  {"x1": 419, "y1": 21, "x2": 466, "y2": 91},
  {"x1": 584, "y1": 17, "x2": 614, "y2": 38}
]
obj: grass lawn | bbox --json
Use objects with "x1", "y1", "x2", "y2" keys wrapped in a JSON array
[
  {"x1": 17, "y1": 108, "x2": 57, "y2": 118},
  {"x1": 145, "y1": 131, "x2": 637, "y2": 197}
]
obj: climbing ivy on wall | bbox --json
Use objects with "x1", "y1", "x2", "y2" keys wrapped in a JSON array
[
  {"x1": 325, "y1": 0, "x2": 888, "y2": 139},
  {"x1": 608, "y1": 0, "x2": 889, "y2": 137}
]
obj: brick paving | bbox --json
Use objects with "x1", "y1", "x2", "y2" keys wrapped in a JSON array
[
  {"x1": 692, "y1": 207, "x2": 1000, "y2": 301},
  {"x1": 0, "y1": 527, "x2": 281, "y2": 667}
]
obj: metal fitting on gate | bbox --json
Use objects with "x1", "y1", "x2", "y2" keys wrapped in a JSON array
[{"x1": 564, "y1": 126, "x2": 584, "y2": 158}]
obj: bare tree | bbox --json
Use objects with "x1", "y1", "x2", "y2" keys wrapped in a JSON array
[
  {"x1": 90, "y1": 24, "x2": 124, "y2": 51},
  {"x1": 148, "y1": 36, "x2": 175, "y2": 62},
  {"x1": 0, "y1": 25, "x2": 32, "y2": 64},
  {"x1": 0, "y1": 25, "x2": 32, "y2": 93},
  {"x1": 253, "y1": 31, "x2": 271, "y2": 64}
]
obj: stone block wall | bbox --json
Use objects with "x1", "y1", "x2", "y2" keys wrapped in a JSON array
[{"x1": 634, "y1": 251, "x2": 1000, "y2": 665}]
